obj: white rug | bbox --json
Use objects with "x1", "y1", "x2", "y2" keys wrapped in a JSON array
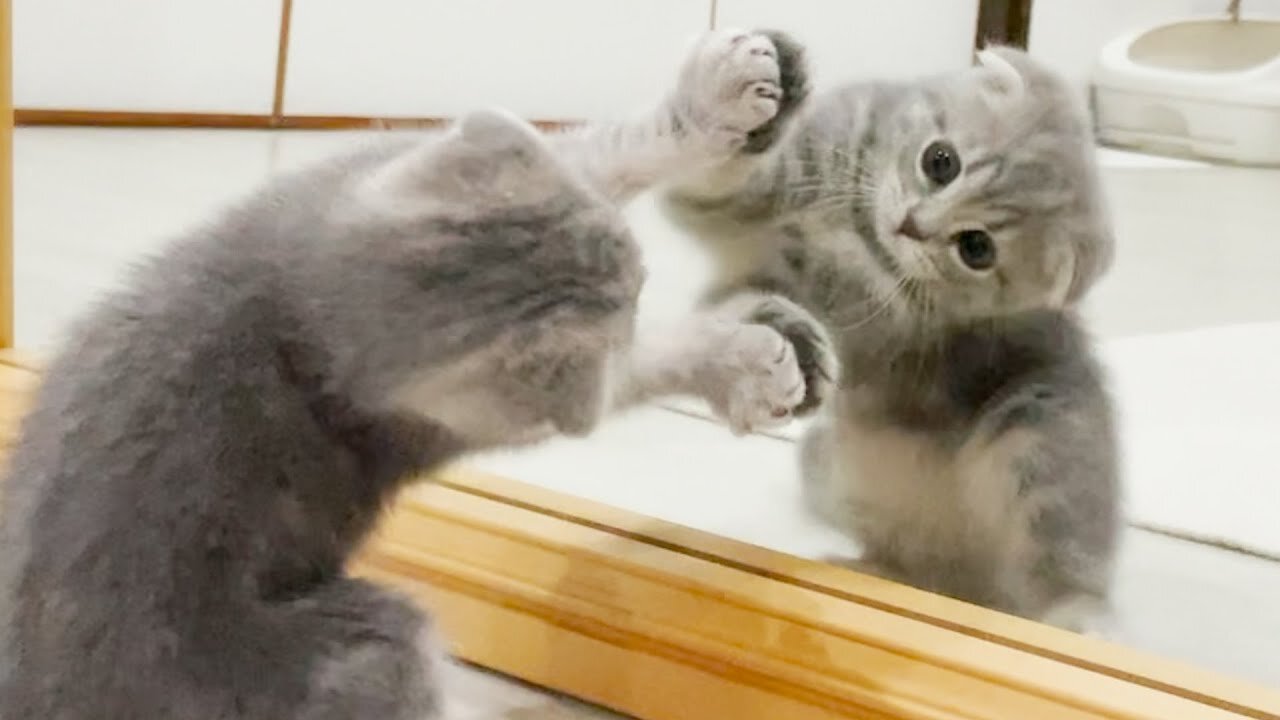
[{"x1": 1100, "y1": 322, "x2": 1280, "y2": 558}]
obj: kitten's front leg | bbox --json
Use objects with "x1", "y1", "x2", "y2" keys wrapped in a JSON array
[
  {"x1": 556, "y1": 28, "x2": 810, "y2": 203},
  {"x1": 617, "y1": 300, "x2": 833, "y2": 434}
]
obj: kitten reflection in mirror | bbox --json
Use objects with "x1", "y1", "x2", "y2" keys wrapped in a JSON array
[
  {"x1": 0, "y1": 34, "x2": 823, "y2": 720},
  {"x1": 659, "y1": 33, "x2": 1121, "y2": 633}
]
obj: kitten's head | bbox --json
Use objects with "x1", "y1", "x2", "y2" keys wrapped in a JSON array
[
  {"x1": 308, "y1": 109, "x2": 643, "y2": 443},
  {"x1": 866, "y1": 47, "x2": 1113, "y2": 326}
]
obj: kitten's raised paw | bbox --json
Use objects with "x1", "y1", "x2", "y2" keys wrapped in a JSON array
[
  {"x1": 743, "y1": 30, "x2": 811, "y2": 153},
  {"x1": 707, "y1": 323, "x2": 807, "y2": 435},
  {"x1": 674, "y1": 28, "x2": 809, "y2": 157},
  {"x1": 744, "y1": 296, "x2": 837, "y2": 416}
]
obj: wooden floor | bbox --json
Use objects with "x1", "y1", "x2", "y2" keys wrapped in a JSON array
[{"x1": 443, "y1": 660, "x2": 628, "y2": 719}]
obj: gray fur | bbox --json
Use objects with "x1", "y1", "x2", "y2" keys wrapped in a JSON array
[
  {"x1": 0, "y1": 32, "x2": 847, "y2": 715},
  {"x1": 0, "y1": 110, "x2": 646, "y2": 720},
  {"x1": 662, "y1": 38, "x2": 1121, "y2": 630}
]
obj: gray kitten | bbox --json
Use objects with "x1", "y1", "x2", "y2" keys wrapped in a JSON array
[
  {"x1": 0, "y1": 33, "x2": 816, "y2": 720},
  {"x1": 661, "y1": 31, "x2": 1121, "y2": 631}
]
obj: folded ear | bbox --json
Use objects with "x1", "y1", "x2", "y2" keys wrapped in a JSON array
[
  {"x1": 1065, "y1": 225, "x2": 1116, "y2": 304},
  {"x1": 974, "y1": 46, "x2": 1027, "y2": 108},
  {"x1": 454, "y1": 107, "x2": 547, "y2": 157},
  {"x1": 364, "y1": 107, "x2": 565, "y2": 207},
  {"x1": 437, "y1": 108, "x2": 561, "y2": 193}
]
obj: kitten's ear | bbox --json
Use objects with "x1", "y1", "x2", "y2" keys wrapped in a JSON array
[
  {"x1": 365, "y1": 107, "x2": 562, "y2": 205},
  {"x1": 434, "y1": 107, "x2": 559, "y2": 188},
  {"x1": 452, "y1": 108, "x2": 550, "y2": 164},
  {"x1": 1066, "y1": 227, "x2": 1116, "y2": 303},
  {"x1": 1046, "y1": 219, "x2": 1116, "y2": 306},
  {"x1": 974, "y1": 46, "x2": 1027, "y2": 107}
]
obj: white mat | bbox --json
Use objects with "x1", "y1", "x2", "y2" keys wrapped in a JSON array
[{"x1": 1100, "y1": 322, "x2": 1280, "y2": 558}]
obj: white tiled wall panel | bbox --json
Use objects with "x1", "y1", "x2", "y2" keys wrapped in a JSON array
[
  {"x1": 13, "y1": 0, "x2": 282, "y2": 113},
  {"x1": 714, "y1": 0, "x2": 981, "y2": 86},
  {"x1": 1028, "y1": 0, "x2": 1280, "y2": 95},
  {"x1": 283, "y1": 0, "x2": 711, "y2": 120}
]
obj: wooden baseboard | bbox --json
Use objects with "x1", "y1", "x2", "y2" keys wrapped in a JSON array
[
  {"x1": 14, "y1": 108, "x2": 580, "y2": 132},
  {"x1": 1, "y1": 354, "x2": 1278, "y2": 719}
]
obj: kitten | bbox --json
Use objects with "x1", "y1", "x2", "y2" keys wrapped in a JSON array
[
  {"x1": 0, "y1": 33, "x2": 818, "y2": 720},
  {"x1": 659, "y1": 33, "x2": 1121, "y2": 632}
]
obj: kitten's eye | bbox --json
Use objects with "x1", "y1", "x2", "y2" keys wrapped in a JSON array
[
  {"x1": 921, "y1": 140, "x2": 962, "y2": 186},
  {"x1": 952, "y1": 230, "x2": 997, "y2": 271}
]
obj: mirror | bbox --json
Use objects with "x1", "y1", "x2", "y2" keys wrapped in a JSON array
[{"x1": 10, "y1": 0, "x2": 1278, "y2": 698}]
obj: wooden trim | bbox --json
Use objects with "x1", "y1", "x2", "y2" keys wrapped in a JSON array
[
  {"x1": 15, "y1": 109, "x2": 277, "y2": 129},
  {"x1": 271, "y1": 0, "x2": 295, "y2": 123},
  {"x1": 14, "y1": 108, "x2": 580, "y2": 133},
  {"x1": 1, "y1": 358, "x2": 1278, "y2": 719},
  {"x1": 0, "y1": 0, "x2": 12, "y2": 349},
  {"x1": 974, "y1": 0, "x2": 1034, "y2": 50},
  {"x1": 356, "y1": 476, "x2": 1280, "y2": 720},
  {"x1": 419, "y1": 472, "x2": 1280, "y2": 719}
]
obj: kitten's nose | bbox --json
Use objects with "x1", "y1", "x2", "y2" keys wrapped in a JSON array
[{"x1": 897, "y1": 214, "x2": 925, "y2": 241}]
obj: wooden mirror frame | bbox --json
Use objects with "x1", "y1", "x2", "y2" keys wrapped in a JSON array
[{"x1": 3, "y1": 3, "x2": 1279, "y2": 716}]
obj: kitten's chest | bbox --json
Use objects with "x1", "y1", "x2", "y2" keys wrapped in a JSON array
[
  {"x1": 837, "y1": 390, "x2": 959, "y2": 501},
  {"x1": 832, "y1": 387, "x2": 1000, "y2": 550}
]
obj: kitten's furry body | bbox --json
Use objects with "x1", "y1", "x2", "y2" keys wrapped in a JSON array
[
  {"x1": 0, "y1": 33, "x2": 819, "y2": 719},
  {"x1": 0, "y1": 113, "x2": 631, "y2": 720},
  {"x1": 662, "y1": 40, "x2": 1121, "y2": 629}
]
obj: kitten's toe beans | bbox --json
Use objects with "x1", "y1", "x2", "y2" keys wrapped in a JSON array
[
  {"x1": 682, "y1": 29, "x2": 783, "y2": 135},
  {"x1": 751, "y1": 82, "x2": 781, "y2": 99},
  {"x1": 731, "y1": 39, "x2": 782, "y2": 100},
  {"x1": 754, "y1": 29, "x2": 810, "y2": 97},
  {"x1": 745, "y1": 297, "x2": 838, "y2": 416},
  {"x1": 732, "y1": 35, "x2": 781, "y2": 73},
  {"x1": 740, "y1": 29, "x2": 811, "y2": 153},
  {"x1": 738, "y1": 89, "x2": 781, "y2": 136}
]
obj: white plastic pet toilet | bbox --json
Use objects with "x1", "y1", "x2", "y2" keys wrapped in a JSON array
[{"x1": 1092, "y1": 15, "x2": 1280, "y2": 165}]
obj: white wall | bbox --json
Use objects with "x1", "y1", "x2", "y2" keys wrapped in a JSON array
[
  {"x1": 1028, "y1": 0, "x2": 1280, "y2": 95},
  {"x1": 284, "y1": 0, "x2": 983, "y2": 120},
  {"x1": 13, "y1": 0, "x2": 282, "y2": 113},
  {"x1": 715, "y1": 0, "x2": 982, "y2": 86},
  {"x1": 282, "y1": 0, "x2": 709, "y2": 120},
  {"x1": 12, "y1": 0, "x2": 993, "y2": 120}
]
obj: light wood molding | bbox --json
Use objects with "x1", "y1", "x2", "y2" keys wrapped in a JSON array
[
  {"x1": 14, "y1": 108, "x2": 579, "y2": 133},
  {"x1": 0, "y1": 355, "x2": 1277, "y2": 719},
  {"x1": 1, "y1": 0, "x2": 13, "y2": 349},
  {"x1": 271, "y1": 0, "x2": 294, "y2": 123}
]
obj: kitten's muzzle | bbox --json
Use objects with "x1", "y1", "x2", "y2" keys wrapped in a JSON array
[{"x1": 897, "y1": 214, "x2": 926, "y2": 241}]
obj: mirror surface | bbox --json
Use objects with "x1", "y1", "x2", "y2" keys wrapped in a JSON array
[{"x1": 11, "y1": 0, "x2": 1280, "y2": 693}]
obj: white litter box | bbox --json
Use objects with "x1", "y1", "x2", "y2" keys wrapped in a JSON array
[{"x1": 1092, "y1": 16, "x2": 1280, "y2": 165}]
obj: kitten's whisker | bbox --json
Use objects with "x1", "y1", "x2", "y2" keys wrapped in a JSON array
[{"x1": 832, "y1": 275, "x2": 907, "y2": 331}]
